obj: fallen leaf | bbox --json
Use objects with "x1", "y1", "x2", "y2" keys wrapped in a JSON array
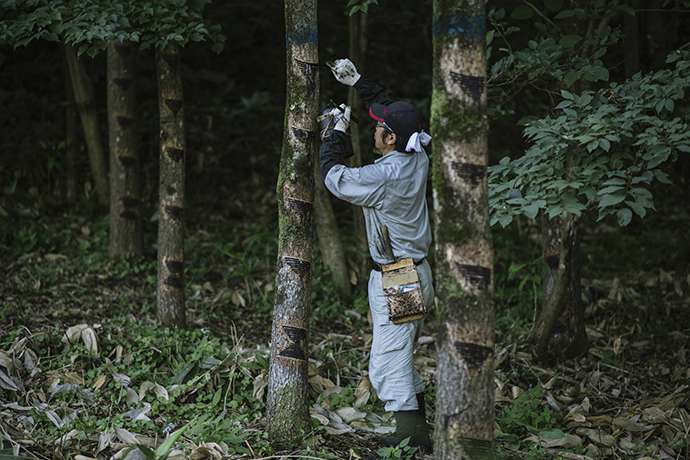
[
  {"x1": 116, "y1": 428, "x2": 138, "y2": 445},
  {"x1": 81, "y1": 327, "x2": 98, "y2": 354},
  {"x1": 576, "y1": 428, "x2": 616, "y2": 447},
  {"x1": 0, "y1": 368, "x2": 19, "y2": 391},
  {"x1": 353, "y1": 377, "x2": 370, "y2": 408},
  {"x1": 336, "y1": 406, "x2": 366, "y2": 423}
]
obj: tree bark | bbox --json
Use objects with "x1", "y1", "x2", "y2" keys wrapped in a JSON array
[
  {"x1": 156, "y1": 45, "x2": 186, "y2": 327},
  {"x1": 624, "y1": 0, "x2": 640, "y2": 78},
  {"x1": 347, "y1": 11, "x2": 369, "y2": 283},
  {"x1": 266, "y1": 0, "x2": 318, "y2": 447},
  {"x1": 64, "y1": 46, "x2": 109, "y2": 207},
  {"x1": 63, "y1": 52, "x2": 79, "y2": 204},
  {"x1": 108, "y1": 43, "x2": 143, "y2": 258},
  {"x1": 431, "y1": 1, "x2": 495, "y2": 459},
  {"x1": 532, "y1": 216, "x2": 588, "y2": 363},
  {"x1": 313, "y1": 149, "x2": 351, "y2": 300}
]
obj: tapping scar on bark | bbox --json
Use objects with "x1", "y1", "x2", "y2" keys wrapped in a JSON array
[
  {"x1": 164, "y1": 276, "x2": 184, "y2": 289},
  {"x1": 456, "y1": 264, "x2": 491, "y2": 290},
  {"x1": 113, "y1": 77, "x2": 133, "y2": 90},
  {"x1": 118, "y1": 156, "x2": 136, "y2": 168},
  {"x1": 545, "y1": 255, "x2": 559, "y2": 270},
  {"x1": 116, "y1": 116, "x2": 135, "y2": 129},
  {"x1": 165, "y1": 99, "x2": 183, "y2": 116},
  {"x1": 120, "y1": 210, "x2": 137, "y2": 220},
  {"x1": 454, "y1": 341, "x2": 493, "y2": 369},
  {"x1": 285, "y1": 196, "x2": 312, "y2": 226},
  {"x1": 431, "y1": 14, "x2": 485, "y2": 40},
  {"x1": 295, "y1": 58, "x2": 318, "y2": 94},
  {"x1": 278, "y1": 325, "x2": 307, "y2": 361},
  {"x1": 160, "y1": 130, "x2": 169, "y2": 141},
  {"x1": 449, "y1": 72, "x2": 485, "y2": 104},
  {"x1": 164, "y1": 205, "x2": 183, "y2": 222},
  {"x1": 121, "y1": 196, "x2": 140, "y2": 209},
  {"x1": 282, "y1": 256, "x2": 311, "y2": 276},
  {"x1": 167, "y1": 147, "x2": 184, "y2": 162},
  {"x1": 451, "y1": 162, "x2": 486, "y2": 184},
  {"x1": 165, "y1": 259, "x2": 183, "y2": 274},
  {"x1": 166, "y1": 186, "x2": 176, "y2": 196}
]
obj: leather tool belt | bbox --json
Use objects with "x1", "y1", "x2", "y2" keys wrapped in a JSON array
[{"x1": 381, "y1": 258, "x2": 427, "y2": 324}]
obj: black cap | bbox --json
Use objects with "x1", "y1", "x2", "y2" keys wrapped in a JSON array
[{"x1": 368, "y1": 101, "x2": 422, "y2": 152}]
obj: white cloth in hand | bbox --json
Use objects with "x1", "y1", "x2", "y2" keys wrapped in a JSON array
[
  {"x1": 334, "y1": 104, "x2": 351, "y2": 133},
  {"x1": 330, "y1": 58, "x2": 361, "y2": 86},
  {"x1": 405, "y1": 131, "x2": 432, "y2": 153}
]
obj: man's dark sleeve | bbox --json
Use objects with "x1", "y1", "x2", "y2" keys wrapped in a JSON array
[
  {"x1": 353, "y1": 77, "x2": 394, "y2": 108},
  {"x1": 320, "y1": 131, "x2": 353, "y2": 182}
]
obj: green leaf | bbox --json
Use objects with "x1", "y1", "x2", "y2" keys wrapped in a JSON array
[
  {"x1": 155, "y1": 420, "x2": 193, "y2": 459},
  {"x1": 511, "y1": 5, "x2": 534, "y2": 20},
  {"x1": 599, "y1": 138, "x2": 611, "y2": 152},
  {"x1": 617, "y1": 208, "x2": 633, "y2": 226},
  {"x1": 558, "y1": 34, "x2": 581, "y2": 48},
  {"x1": 560, "y1": 90, "x2": 574, "y2": 100},
  {"x1": 599, "y1": 193, "x2": 626, "y2": 209},
  {"x1": 544, "y1": 0, "x2": 564, "y2": 11},
  {"x1": 653, "y1": 170, "x2": 672, "y2": 184},
  {"x1": 563, "y1": 70, "x2": 579, "y2": 87},
  {"x1": 597, "y1": 185, "x2": 624, "y2": 195},
  {"x1": 625, "y1": 200, "x2": 647, "y2": 218}
]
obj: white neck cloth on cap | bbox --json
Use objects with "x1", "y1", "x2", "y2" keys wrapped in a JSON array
[{"x1": 405, "y1": 130, "x2": 432, "y2": 153}]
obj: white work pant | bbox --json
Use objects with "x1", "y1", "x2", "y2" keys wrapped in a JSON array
[{"x1": 368, "y1": 260, "x2": 434, "y2": 412}]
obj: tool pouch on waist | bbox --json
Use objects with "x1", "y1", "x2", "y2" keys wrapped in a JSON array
[{"x1": 381, "y1": 258, "x2": 427, "y2": 324}]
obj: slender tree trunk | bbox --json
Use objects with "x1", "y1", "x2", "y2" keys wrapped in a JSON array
[
  {"x1": 531, "y1": 216, "x2": 587, "y2": 362},
  {"x1": 64, "y1": 46, "x2": 109, "y2": 207},
  {"x1": 108, "y1": 43, "x2": 143, "y2": 258},
  {"x1": 624, "y1": 0, "x2": 640, "y2": 78},
  {"x1": 313, "y1": 150, "x2": 351, "y2": 299},
  {"x1": 266, "y1": 0, "x2": 318, "y2": 447},
  {"x1": 431, "y1": 1, "x2": 495, "y2": 459},
  {"x1": 348, "y1": 11, "x2": 369, "y2": 283},
  {"x1": 63, "y1": 53, "x2": 79, "y2": 204},
  {"x1": 156, "y1": 45, "x2": 186, "y2": 327}
]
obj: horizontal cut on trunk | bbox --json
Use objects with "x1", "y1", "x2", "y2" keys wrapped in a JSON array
[
  {"x1": 165, "y1": 99, "x2": 182, "y2": 116},
  {"x1": 164, "y1": 205, "x2": 183, "y2": 221},
  {"x1": 116, "y1": 115, "x2": 134, "y2": 128},
  {"x1": 278, "y1": 325, "x2": 307, "y2": 361},
  {"x1": 449, "y1": 72, "x2": 485, "y2": 104},
  {"x1": 167, "y1": 147, "x2": 184, "y2": 162},
  {"x1": 453, "y1": 341, "x2": 493, "y2": 369},
  {"x1": 450, "y1": 161, "x2": 486, "y2": 185},
  {"x1": 113, "y1": 77, "x2": 133, "y2": 90},
  {"x1": 119, "y1": 156, "x2": 136, "y2": 168},
  {"x1": 164, "y1": 276, "x2": 184, "y2": 289},
  {"x1": 282, "y1": 256, "x2": 311, "y2": 276},
  {"x1": 456, "y1": 264, "x2": 491, "y2": 290},
  {"x1": 165, "y1": 259, "x2": 183, "y2": 274}
]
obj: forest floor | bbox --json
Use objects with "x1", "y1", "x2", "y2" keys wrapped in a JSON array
[{"x1": 1, "y1": 193, "x2": 689, "y2": 460}]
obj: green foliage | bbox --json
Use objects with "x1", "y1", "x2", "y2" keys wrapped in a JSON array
[
  {"x1": 498, "y1": 387, "x2": 554, "y2": 440},
  {"x1": 376, "y1": 437, "x2": 417, "y2": 460},
  {"x1": 346, "y1": 0, "x2": 378, "y2": 16},
  {"x1": 0, "y1": 0, "x2": 224, "y2": 55},
  {"x1": 488, "y1": 1, "x2": 627, "y2": 94},
  {"x1": 489, "y1": 49, "x2": 690, "y2": 227}
]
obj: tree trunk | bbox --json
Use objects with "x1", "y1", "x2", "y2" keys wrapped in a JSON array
[
  {"x1": 532, "y1": 216, "x2": 588, "y2": 363},
  {"x1": 64, "y1": 46, "x2": 109, "y2": 207},
  {"x1": 431, "y1": 1, "x2": 495, "y2": 459},
  {"x1": 108, "y1": 43, "x2": 143, "y2": 258},
  {"x1": 624, "y1": 0, "x2": 640, "y2": 78},
  {"x1": 63, "y1": 52, "x2": 79, "y2": 204},
  {"x1": 156, "y1": 45, "x2": 186, "y2": 327},
  {"x1": 313, "y1": 150, "x2": 351, "y2": 300},
  {"x1": 347, "y1": 11, "x2": 369, "y2": 283},
  {"x1": 266, "y1": 0, "x2": 318, "y2": 447}
]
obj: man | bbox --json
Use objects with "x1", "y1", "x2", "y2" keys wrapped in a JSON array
[{"x1": 319, "y1": 58, "x2": 433, "y2": 450}]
